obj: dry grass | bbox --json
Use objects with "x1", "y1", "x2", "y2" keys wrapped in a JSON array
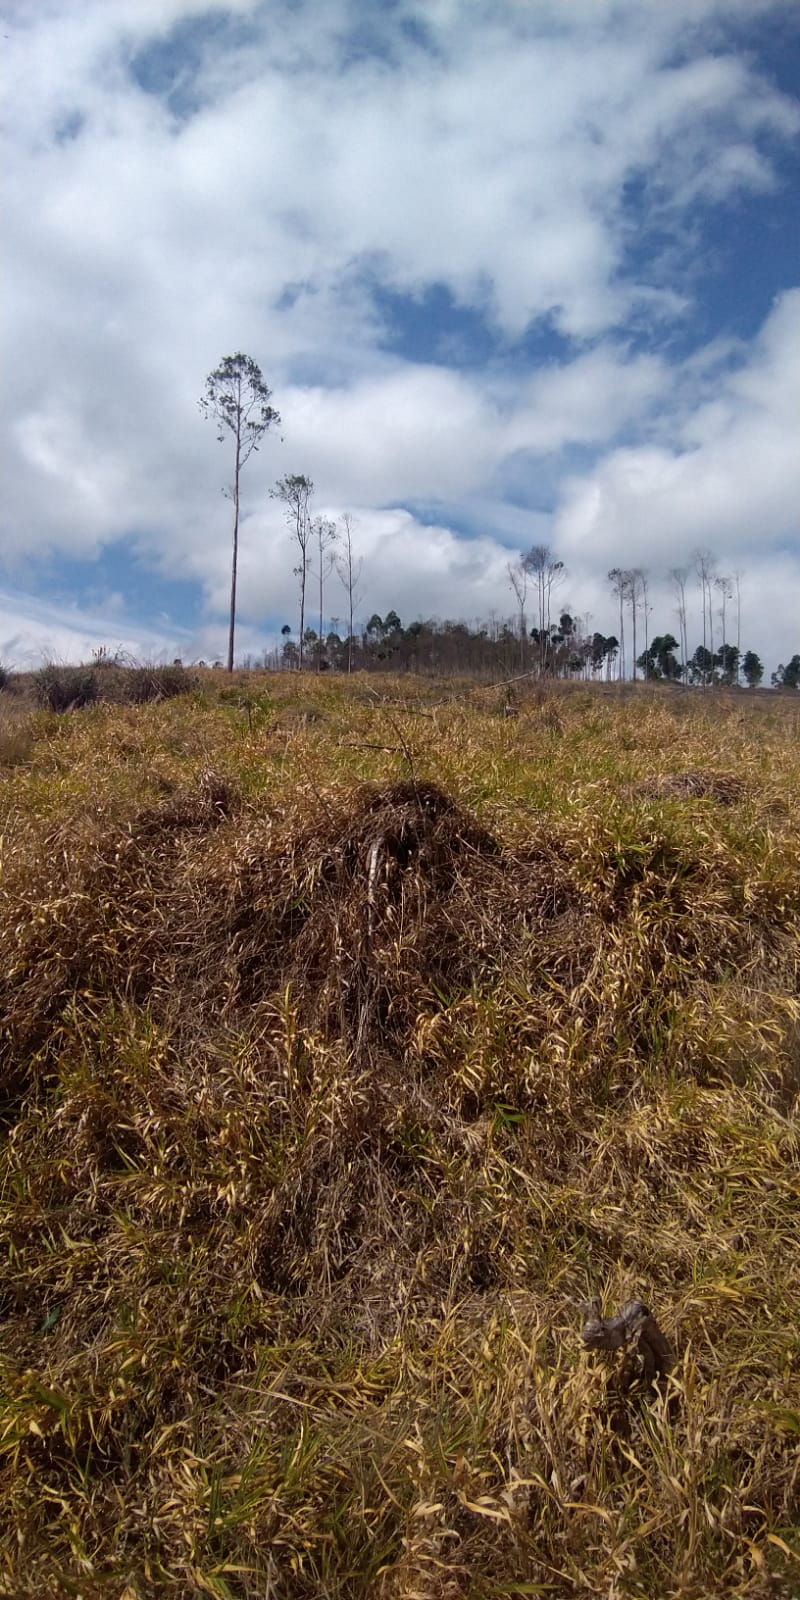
[
  {"x1": 628, "y1": 770, "x2": 746, "y2": 805},
  {"x1": 2, "y1": 675, "x2": 800, "y2": 1597},
  {"x1": 30, "y1": 661, "x2": 196, "y2": 712}
]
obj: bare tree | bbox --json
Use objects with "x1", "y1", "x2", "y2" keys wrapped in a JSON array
[
  {"x1": 313, "y1": 515, "x2": 338, "y2": 671},
  {"x1": 639, "y1": 569, "x2": 652, "y2": 679},
  {"x1": 274, "y1": 475, "x2": 314, "y2": 669},
  {"x1": 506, "y1": 558, "x2": 529, "y2": 665},
  {"x1": 669, "y1": 566, "x2": 689, "y2": 670},
  {"x1": 714, "y1": 574, "x2": 733, "y2": 657},
  {"x1": 694, "y1": 550, "x2": 716, "y2": 677},
  {"x1": 335, "y1": 512, "x2": 364, "y2": 675},
  {"x1": 544, "y1": 557, "x2": 565, "y2": 646},
  {"x1": 608, "y1": 567, "x2": 627, "y2": 680},
  {"x1": 734, "y1": 568, "x2": 744, "y2": 676},
  {"x1": 526, "y1": 544, "x2": 549, "y2": 646},
  {"x1": 627, "y1": 568, "x2": 646, "y2": 682},
  {"x1": 524, "y1": 544, "x2": 565, "y2": 673},
  {"x1": 199, "y1": 353, "x2": 280, "y2": 672}
]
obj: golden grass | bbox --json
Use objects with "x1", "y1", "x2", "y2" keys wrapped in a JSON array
[{"x1": 2, "y1": 674, "x2": 800, "y2": 1597}]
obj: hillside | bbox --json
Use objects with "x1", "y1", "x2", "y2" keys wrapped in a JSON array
[{"x1": 2, "y1": 674, "x2": 800, "y2": 1599}]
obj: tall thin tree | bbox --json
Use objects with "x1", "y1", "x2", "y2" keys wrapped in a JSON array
[
  {"x1": 506, "y1": 558, "x2": 529, "y2": 666},
  {"x1": 608, "y1": 568, "x2": 627, "y2": 680},
  {"x1": 734, "y1": 569, "x2": 744, "y2": 680},
  {"x1": 639, "y1": 569, "x2": 651, "y2": 680},
  {"x1": 694, "y1": 550, "x2": 715, "y2": 685},
  {"x1": 627, "y1": 568, "x2": 643, "y2": 683},
  {"x1": 715, "y1": 575, "x2": 733, "y2": 661},
  {"x1": 524, "y1": 545, "x2": 565, "y2": 674},
  {"x1": 335, "y1": 512, "x2": 364, "y2": 675},
  {"x1": 199, "y1": 354, "x2": 280, "y2": 673},
  {"x1": 313, "y1": 515, "x2": 338, "y2": 672},
  {"x1": 669, "y1": 566, "x2": 689, "y2": 672},
  {"x1": 274, "y1": 475, "x2": 314, "y2": 669}
]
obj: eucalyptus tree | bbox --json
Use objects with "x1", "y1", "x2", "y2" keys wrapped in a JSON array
[
  {"x1": 669, "y1": 567, "x2": 690, "y2": 670},
  {"x1": 638, "y1": 634, "x2": 681, "y2": 680},
  {"x1": 335, "y1": 512, "x2": 364, "y2": 674},
  {"x1": 715, "y1": 574, "x2": 734, "y2": 664},
  {"x1": 639, "y1": 569, "x2": 651, "y2": 679},
  {"x1": 312, "y1": 514, "x2": 338, "y2": 672},
  {"x1": 715, "y1": 643, "x2": 740, "y2": 686},
  {"x1": 772, "y1": 656, "x2": 800, "y2": 689},
  {"x1": 274, "y1": 474, "x2": 314, "y2": 668},
  {"x1": 623, "y1": 567, "x2": 649, "y2": 682},
  {"x1": 694, "y1": 550, "x2": 716, "y2": 672},
  {"x1": 506, "y1": 558, "x2": 529, "y2": 664},
  {"x1": 608, "y1": 568, "x2": 627, "y2": 680},
  {"x1": 524, "y1": 544, "x2": 565, "y2": 674},
  {"x1": 199, "y1": 353, "x2": 280, "y2": 673},
  {"x1": 742, "y1": 649, "x2": 763, "y2": 688}
]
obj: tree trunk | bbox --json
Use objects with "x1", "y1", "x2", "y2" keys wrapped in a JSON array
[
  {"x1": 227, "y1": 434, "x2": 241, "y2": 673},
  {"x1": 319, "y1": 560, "x2": 324, "y2": 673}
]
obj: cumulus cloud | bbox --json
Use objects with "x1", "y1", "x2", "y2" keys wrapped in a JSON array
[
  {"x1": 0, "y1": 0, "x2": 799, "y2": 668},
  {"x1": 230, "y1": 505, "x2": 515, "y2": 632},
  {"x1": 553, "y1": 290, "x2": 800, "y2": 567}
]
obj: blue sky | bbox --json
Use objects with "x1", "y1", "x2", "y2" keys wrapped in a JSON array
[{"x1": 1, "y1": 0, "x2": 799, "y2": 670}]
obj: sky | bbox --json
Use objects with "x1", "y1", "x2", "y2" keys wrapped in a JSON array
[{"x1": 1, "y1": 0, "x2": 799, "y2": 673}]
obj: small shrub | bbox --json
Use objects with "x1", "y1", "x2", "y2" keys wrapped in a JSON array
[
  {"x1": 0, "y1": 663, "x2": 9, "y2": 691},
  {"x1": 90, "y1": 646, "x2": 124, "y2": 668},
  {"x1": 122, "y1": 663, "x2": 195, "y2": 704},
  {"x1": 0, "y1": 724, "x2": 34, "y2": 766},
  {"x1": 34, "y1": 664, "x2": 98, "y2": 712}
]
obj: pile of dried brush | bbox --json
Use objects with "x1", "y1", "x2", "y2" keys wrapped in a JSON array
[{"x1": 1, "y1": 776, "x2": 583, "y2": 1098}]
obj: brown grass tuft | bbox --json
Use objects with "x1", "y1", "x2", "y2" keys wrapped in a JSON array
[{"x1": 630, "y1": 768, "x2": 746, "y2": 804}]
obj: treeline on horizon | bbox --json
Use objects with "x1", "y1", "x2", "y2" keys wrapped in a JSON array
[
  {"x1": 254, "y1": 603, "x2": 781, "y2": 688},
  {"x1": 251, "y1": 497, "x2": 789, "y2": 687},
  {"x1": 256, "y1": 539, "x2": 788, "y2": 687},
  {"x1": 195, "y1": 353, "x2": 797, "y2": 691}
]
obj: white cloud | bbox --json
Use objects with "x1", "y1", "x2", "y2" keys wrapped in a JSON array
[
  {"x1": 231, "y1": 505, "x2": 515, "y2": 632},
  {"x1": 0, "y1": 589, "x2": 186, "y2": 669},
  {"x1": 0, "y1": 0, "x2": 799, "y2": 669},
  {"x1": 277, "y1": 369, "x2": 497, "y2": 503},
  {"x1": 553, "y1": 289, "x2": 800, "y2": 568},
  {"x1": 507, "y1": 349, "x2": 670, "y2": 456}
]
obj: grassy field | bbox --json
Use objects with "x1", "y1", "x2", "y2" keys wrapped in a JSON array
[{"x1": 2, "y1": 671, "x2": 800, "y2": 1599}]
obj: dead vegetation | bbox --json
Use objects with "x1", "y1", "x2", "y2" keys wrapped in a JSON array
[
  {"x1": 2, "y1": 679, "x2": 800, "y2": 1597},
  {"x1": 28, "y1": 660, "x2": 196, "y2": 713},
  {"x1": 630, "y1": 769, "x2": 746, "y2": 804}
]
